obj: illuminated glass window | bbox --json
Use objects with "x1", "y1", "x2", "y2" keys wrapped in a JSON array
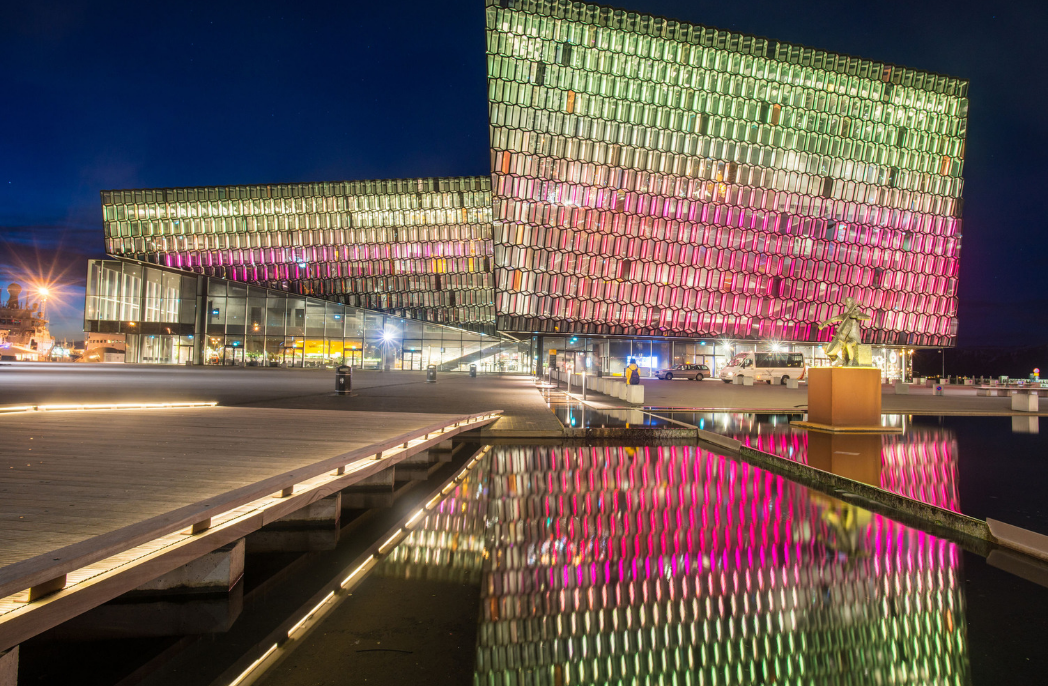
[
  {"x1": 101, "y1": 177, "x2": 497, "y2": 333},
  {"x1": 486, "y1": 0, "x2": 967, "y2": 346}
]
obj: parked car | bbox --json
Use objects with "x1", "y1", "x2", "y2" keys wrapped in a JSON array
[{"x1": 654, "y1": 363, "x2": 710, "y2": 380}]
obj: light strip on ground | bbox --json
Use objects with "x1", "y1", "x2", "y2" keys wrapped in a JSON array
[
  {"x1": 0, "y1": 401, "x2": 219, "y2": 414},
  {"x1": 378, "y1": 530, "x2": 404, "y2": 554},
  {"x1": 405, "y1": 509, "x2": 425, "y2": 528},
  {"x1": 287, "y1": 591, "x2": 335, "y2": 638},
  {"x1": 0, "y1": 406, "x2": 35, "y2": 414},
  {"x1": 340, "y1": 556, "x2": 375, "y2": 588},
  {"x1": 229, "y1": 643, "x2": 278, "y2": 686}
]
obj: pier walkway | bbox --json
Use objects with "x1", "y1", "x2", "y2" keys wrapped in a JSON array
[{"x1": 0, "y1": 405, "x2": 499, "y2": 653}]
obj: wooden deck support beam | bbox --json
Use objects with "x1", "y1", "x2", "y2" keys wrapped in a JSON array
[{"x1": 0, "y1": 645, "x2": 17, "y2": 686}]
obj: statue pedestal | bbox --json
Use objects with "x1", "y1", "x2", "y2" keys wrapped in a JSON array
[{"x1": 796, "y1": 367, "x2": 896, "y2": 433}]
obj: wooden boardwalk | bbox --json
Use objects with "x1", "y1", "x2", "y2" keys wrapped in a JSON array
[{"x1": 0, "y1": 406, "x2": 498, "y2": 652}]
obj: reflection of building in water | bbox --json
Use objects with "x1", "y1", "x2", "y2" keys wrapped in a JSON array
[
  {"x1": 879, "y1": 428, "x2": 961, "y2": 511},
  {"x1": 475, "y1": 445, "x2": 968, "y2": 683},
  {"x1": 697, "y1": 413, "x2": 960, "y2": 511},
  {"x1": 375, "y1": 465, "x2": 490, "y2": 584},
  {"x1": 0, "y1": 283, "x2": 55, "y2": 361}
]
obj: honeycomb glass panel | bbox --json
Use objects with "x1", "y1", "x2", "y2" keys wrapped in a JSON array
[
  {"x1": 100, "y1": 177, "x2": 497, "y2": 334},
  {"x1": 485, "y1": 0, "x2": 967, "y2": 346}
]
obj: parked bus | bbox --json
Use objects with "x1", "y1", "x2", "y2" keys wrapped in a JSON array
[{"x1": 718, "y1": 352, "x2": 805, "y2": 384}]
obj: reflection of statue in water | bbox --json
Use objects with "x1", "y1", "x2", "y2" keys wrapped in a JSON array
[{"x1": 818, "y1": 297, "x2": 872, "y2": 367}]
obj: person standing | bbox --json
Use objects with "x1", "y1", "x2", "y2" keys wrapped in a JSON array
[{"x1": 626, "y1": 358, "x2": 640, "y2": 385}]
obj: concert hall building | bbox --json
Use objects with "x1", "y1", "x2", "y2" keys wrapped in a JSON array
[{"x1": 85, "y1": 0, "x2": 968, "y2": 380}]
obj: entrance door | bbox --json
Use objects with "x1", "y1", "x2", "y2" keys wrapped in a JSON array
[
  {"x1": 403, "y1": 351, "x2": 422, "y2": 370},
  {"x1": 223, "y1": 346, "x2": 244, "y2": 366},
  {"x1": 141, "y1": 335, "x2": 177, "y2": 364}
]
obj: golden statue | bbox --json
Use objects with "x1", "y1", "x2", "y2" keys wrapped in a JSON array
[{"x1": 818, "y1": 297, "x2": 872, "y2": 367}]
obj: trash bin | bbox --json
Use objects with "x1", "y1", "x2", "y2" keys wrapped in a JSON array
[
  {"x1": 336, "y1": 365, "x2": 352, "y2": 395},
  {"x1": 426, "y1": 365, "x2": 437, "y2": 383},
  {"x1": 469, "y1": 364, "x2": 477, "y2": 378}
]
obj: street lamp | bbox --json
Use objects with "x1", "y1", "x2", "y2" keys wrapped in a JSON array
[{"x1": 35, "y1": 286, "x2": 50, "y2": 317}]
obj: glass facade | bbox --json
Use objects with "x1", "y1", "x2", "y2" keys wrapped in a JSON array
[
  {"x1": 486, "y1": 0, "x2": 967, "y2": 347},
  {"x1": 90, "y1": 1, "x2": 969, "y2": 358},
  {"x1": 84, "y1": 259, "x2": 527, "y2": 370},
  {"x1": 100, "y1": 176, "x2": 496, "y2": 333}
]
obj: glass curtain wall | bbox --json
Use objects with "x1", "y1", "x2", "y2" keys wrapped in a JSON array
[
  {"x1": 84, "y1": 259, "x2": 527, "y2": 369},
  {"x1": 85, "y1": 259, "x2": 197, "y2": 365},
  {"x1": 486, "y1": 0, "x2": 968, "y2": 348},
  {"x1": 99, "y1": 176, "x2": 497, "y2": 333}
]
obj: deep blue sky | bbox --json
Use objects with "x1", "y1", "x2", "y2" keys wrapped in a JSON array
[{"x1": 1, "y1": 0, "x2": 1045, "y2": 344}]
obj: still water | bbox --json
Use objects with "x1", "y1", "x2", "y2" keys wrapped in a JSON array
[
  {"x1": 550, "y1": 397, "x2": 1047, "y2": 533},
  {"x1": 658, "y1": 412, "x2": 1047, "y2": 534},
  {"x1": 267, "y1": 444, "x2": 973, "y2": 685}
]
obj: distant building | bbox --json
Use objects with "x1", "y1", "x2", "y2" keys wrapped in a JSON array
[
  {"x1": 86, "y1": 0, "x2": 968, "y2": 381},
  {"x1": 82, "y1": 332, "x2": 126, "y2": 363}
]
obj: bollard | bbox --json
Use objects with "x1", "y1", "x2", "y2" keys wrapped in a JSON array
[
  {"x1": 335, "y1": 365, "x2": 352, "y2": 395},
  {"x1": 426, "y1": 365, "x2": 437, "y2": 383},
  {"x1": 469, "y1": 364, "x2": 477, "y2": 378}
]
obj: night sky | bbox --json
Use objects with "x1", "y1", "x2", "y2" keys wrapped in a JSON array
[{"x1": 1, "y1": 0, "x2": 1044, "y2": 344}]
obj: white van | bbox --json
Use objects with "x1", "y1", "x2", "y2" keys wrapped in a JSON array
[{"x1": 718, "y1": 352, "x2": 806, "y2": 384}]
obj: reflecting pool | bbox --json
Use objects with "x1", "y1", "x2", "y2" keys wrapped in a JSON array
[
  {"x1": 380, "y1": 445, "x2": 968, "y2": 684},
  {"x1": 658, "y1": 411, "x2": 1048, "y2": 534}
]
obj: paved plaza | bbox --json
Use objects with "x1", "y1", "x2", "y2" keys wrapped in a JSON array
[
  {"x1": 3, "y1": 364, "x2": 1041, "y2": 427},
  {"x1": 0, "y1": 363, "x2": 564, "y2": 435}
]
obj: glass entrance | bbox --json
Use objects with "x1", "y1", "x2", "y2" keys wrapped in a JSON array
[{"x1": 140, "y1": 335, "x2": 177, "y2": 364}]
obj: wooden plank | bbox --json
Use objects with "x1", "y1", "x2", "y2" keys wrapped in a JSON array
[{"x1": 0, "y1": 407, "x2": 499, "y2": 599}]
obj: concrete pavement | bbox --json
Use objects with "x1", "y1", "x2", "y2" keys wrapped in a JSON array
[{"x1": 0, "y1": 363, "x2": 564, "y2": 436}]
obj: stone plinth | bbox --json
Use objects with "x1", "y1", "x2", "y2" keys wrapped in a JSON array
[
  {"x1": 1012, "y1": 391, "x2": 1039, "y2": 412},
  {"x1": 804, "y1": 367, "x2": 883, "y2": 431},
  {"x1": 135, "y1": 540, "x2": 244, "y2": 595}
]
